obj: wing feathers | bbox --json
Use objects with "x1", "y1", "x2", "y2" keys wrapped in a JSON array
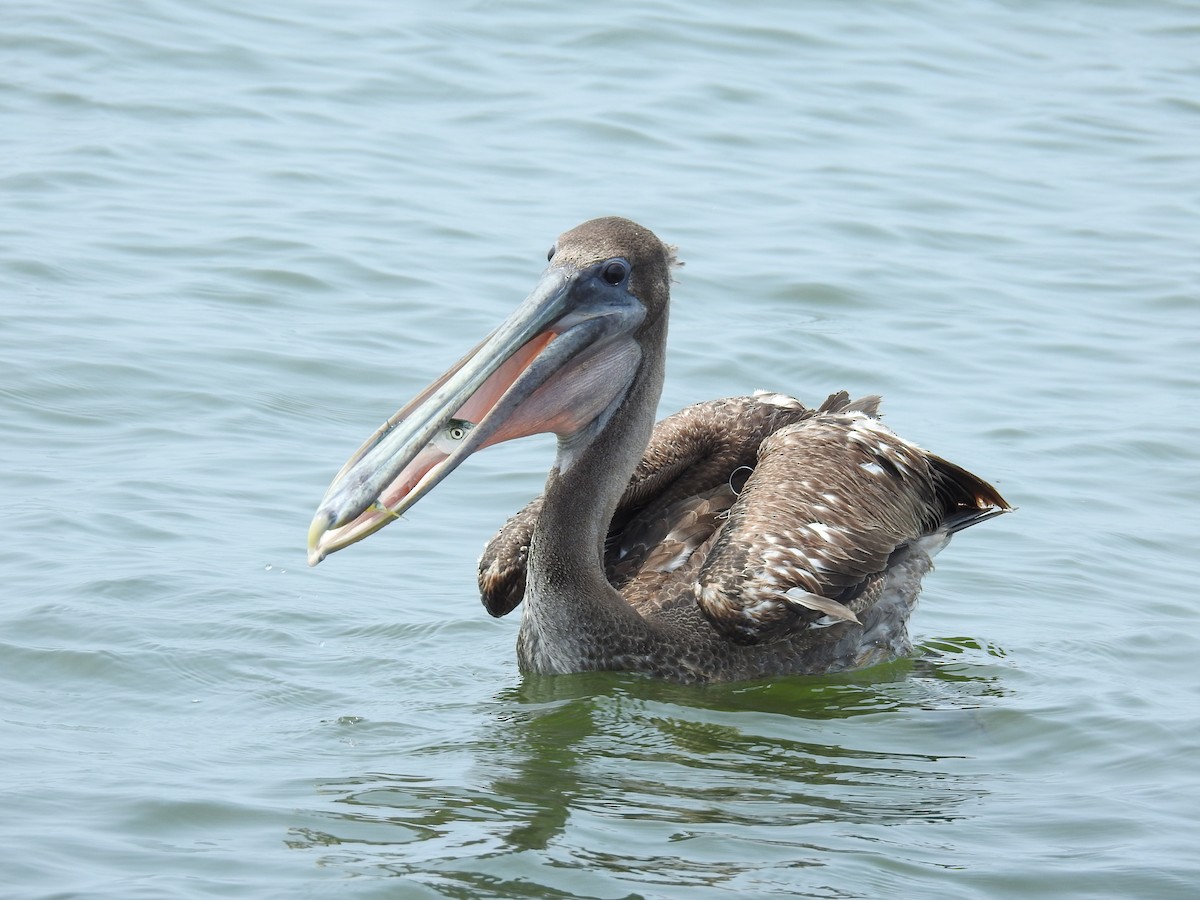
[
  {"x1": 782, "y1": 587, "x2": 862, "y2": 624},
  {"x1": 693, "y1": 408, "x2": 1007, "y2": 645},
  {"x1": 479, "y1": 392, "x2": 1008, "y2": 642}
]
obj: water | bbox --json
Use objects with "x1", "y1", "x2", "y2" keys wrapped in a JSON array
[{"x1": 3, "y1": 1, "x2": 1199, "y2": 896}]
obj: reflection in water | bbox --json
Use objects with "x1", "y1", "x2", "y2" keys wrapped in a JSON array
[{"x1": 288, "y1": 640, "x2": 1009, "y2": 896}]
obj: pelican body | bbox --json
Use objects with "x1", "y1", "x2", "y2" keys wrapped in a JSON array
[{"x1": 308, "y1": 217, "x2": 1009, "y2": 683}]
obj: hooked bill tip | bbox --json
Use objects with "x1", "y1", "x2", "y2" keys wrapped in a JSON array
[{"x1": 307, "y1": 512, "x2": 332, "y2": 567}]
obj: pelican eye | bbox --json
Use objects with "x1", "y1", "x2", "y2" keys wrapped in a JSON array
[{"x1": 600, "y1": 259, "x2": 629, "y2": 286}]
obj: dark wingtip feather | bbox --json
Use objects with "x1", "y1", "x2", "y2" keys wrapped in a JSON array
[{"x1": 927, "y1": 453, "x2": 1012, "y2": 535}]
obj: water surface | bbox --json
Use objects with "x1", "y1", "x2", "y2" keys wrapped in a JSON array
[{"x1": 3, "y1": 1, "x2": 1199, "y2": 897}]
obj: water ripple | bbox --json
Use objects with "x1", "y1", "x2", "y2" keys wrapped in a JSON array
[{"x1": 3, "y1": 0, "x2": 1199, "y2": 896}]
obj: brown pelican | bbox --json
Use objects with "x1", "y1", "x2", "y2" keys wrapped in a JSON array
[{"x1": 308, "y1": 217, "x2": 1010, "y2": 683}]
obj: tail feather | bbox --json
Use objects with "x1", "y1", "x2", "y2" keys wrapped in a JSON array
[{"x1": 817, "y1": 391, "x2": 883, "y2": 417}]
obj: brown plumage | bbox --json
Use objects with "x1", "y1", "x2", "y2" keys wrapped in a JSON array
[
  {"x1": 308, "y1": 217, "x2": 1011, "y2": 683},
  {"x1": 480, "y1": 389, "x2": 1007, "y2": 649}
]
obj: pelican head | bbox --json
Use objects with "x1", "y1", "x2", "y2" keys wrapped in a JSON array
[{"x1": 307, "y1": 217, "x2": 675, "y2": 566}]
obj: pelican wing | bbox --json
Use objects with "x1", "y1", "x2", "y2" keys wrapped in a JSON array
[
  {"x1": 478, "y1": 497, "x2": 543, "y2": 617},
  {"x1": 694, "y1": 408, "x2": 1008, "y2": 645}
]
